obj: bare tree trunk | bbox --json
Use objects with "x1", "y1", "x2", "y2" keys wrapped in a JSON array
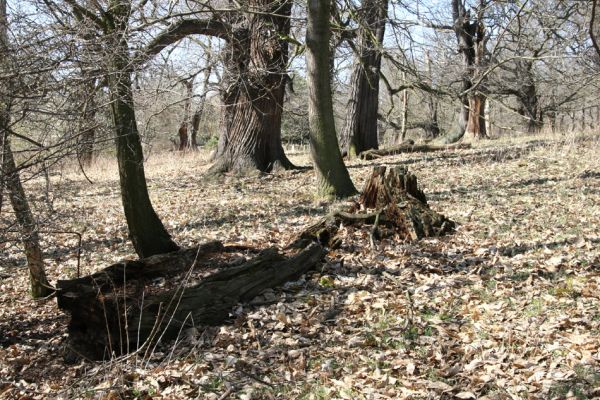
[
  {"x1": 1, "y1": 130, "x2": 52, "y2": 298},
  {"x1": 400, "y1": 84, "x2": 409, "y2": 142},
  {"x1": 77, "y1": 78, "x2": 97, "y2": 166},
  {"x1": 424, "y1": 52, "x2": 440, "y2": 139},
  {"x1": 179, "y1": 79, "x2": 194, "y2": 151},
  {"x1": 306, "y1": 0, "x2": 357, "y2": 198},
  {"x1": 191, "y1": 53, "x2": 213, "y2": 150},
  {"x1": 450, "y1": 0, "x2": 488, "y2": 142},
  {"x1": 0, "y1": 0, "x2": 52, "y2": 298},
  {"x1": 106, "y1": 2, "x2": 179, "y2": 258},
  {"x1": 209, "y1": 0, "x2": 294, "y2": 175},
  {"x1": 341, "y1": 0, "x2": 388, "y2": 157},
  {"x1": 465, "y1": 94, "x2": 487, "y2": 140}
]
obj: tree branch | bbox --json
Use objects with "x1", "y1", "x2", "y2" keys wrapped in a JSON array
[
  {"x1": 141, "y1": 18, "x2": 231, "y2": 63},
  {"x1": 63, "y1": 0, "x2": 105, "y2": 28}
]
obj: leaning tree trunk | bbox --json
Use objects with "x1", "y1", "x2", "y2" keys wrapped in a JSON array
[
  {"x1": 306, "y1": 0, "x2": 357, "y2": 198},
  {"x1": 1, "y1": 131, "x2": 52, "y2": 298},
  {"x1": 341, "y1": 0, "x2": 388, "y2": 157},
  {"x1": 107, "y1": 30, "x2": 179, "y2": 258},
  {"x1": 209, "y1": 0, "x2": 294, "y2": 175},
  {"x1": 0, "y1": 0, "x2": 52, "y2": 298}
]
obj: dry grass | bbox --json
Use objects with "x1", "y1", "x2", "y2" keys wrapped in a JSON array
[{"x1": 1, "y1": 132, "x2": 599, "y2": 399}]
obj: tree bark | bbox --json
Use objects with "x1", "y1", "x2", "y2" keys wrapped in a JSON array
[
  {"x1": 341, "y1": 0, "x2": 388, "y2": 157},
  {"x1": 295, "y1": 166, "x2": 455, "y2": 248},
  {"x1": 0, "y1": 0, "x2": 52, "y2": 298},
  {"x1": 178, "y1": 79, "x2": 194, "y2": 151},
  {"x1": 1, "y1": 131, "x2": 52, "y2": 298},
  {"x1": 106, "y1": 2, "x2": 179, "y2": 258},
  {"x1": 306, "y1": 0, "x2": 357, "y2": 198},
  {"x1": 191, "y1": 54, "x2": 213, "y2": 150},
  {"x1": 77, "y1": 78, "x2": 97, "y2": 166},
  {"x1": 515, "y1": 63, "x2": 542, "y2": 134},
  {"x1": 464, "y1": 93, "x2": 487, "y2": 140},
  {"x1": 57, "y1": 241, "x2": 325, "y2": 360},
  {"x1": 450, "y1": 0, "x2": 488, "y2": 142},
  {"x1": 209, "y1": 0, "x2": 294, "y2": 175},
  {"x1": 400, "y1": 83, "x2": 409, "y2": 142}
]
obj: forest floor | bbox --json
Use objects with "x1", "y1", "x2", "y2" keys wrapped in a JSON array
[{"x1": 1, "y1": 133, "x2": 600, "y2": 399}]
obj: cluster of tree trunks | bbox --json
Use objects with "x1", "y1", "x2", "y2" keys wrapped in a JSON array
[
  {"x1": 358, "y1": 141, "x2": 471, "y2": 160},
  {"x1": 56, "y1": 166, "x2": 454, "y2": 360}
]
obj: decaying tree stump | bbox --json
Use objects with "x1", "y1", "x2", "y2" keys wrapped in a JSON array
[
  {"x1": 295, "y1": 166, "x2": 455, "y2": 247},
  {"x1": 359, "y1": 142, "x2": 471, "y2": 160},
  {"x1": 57, "y1": 241, "x2": 324, "y2": 360}
]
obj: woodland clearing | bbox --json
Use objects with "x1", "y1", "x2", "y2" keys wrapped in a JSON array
[{"x1": 1, "y1": 133, "x2": 600, "y2": 399}]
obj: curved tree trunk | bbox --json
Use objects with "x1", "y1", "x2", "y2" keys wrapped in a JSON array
[
  {"x1": 1, "y1": 0, "x2": 51, "y2": 298},
  {"x1": 1, "y1": 130, "x2": 52, "y2": 298},
  {"x1": 341, "y1": 0, "x2": 388, "y2": 157},
  {"x1": 209, "y1": 0, "x2": 294, "y2": 175},
  {"x1": 306, "y1": 0, "x2": 357, "y2": 199},
  {"x1": 106, "y1": 5, "x2": 179, "y2": 258}
]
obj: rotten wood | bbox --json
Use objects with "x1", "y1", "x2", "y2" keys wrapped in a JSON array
[
  {"x1": 57, "y1": 241, "x2": 325, "y2": 360},
  {"x1": 295, "y1": 166, "x2": 455, "y2": 248}
]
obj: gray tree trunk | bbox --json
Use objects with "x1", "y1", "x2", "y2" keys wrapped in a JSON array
[
  {"x1": 106, "y1": 2, "x2": 179, "y2": 258},
  {"x1": 209, "y1": 0, "x2": 294, "y2": 175},
  {"x1": 341, "y1": 0, "x2": 388, "y2": 157},
  {"x1": 450, "y1": 0, "x2": 488, "y2": 143},
  {"x1": 0, "y1": 0, "x2": 52, "y2": 298},
  {"x1": 306, "y1": 0, "x2": 357, "y2": 198}
]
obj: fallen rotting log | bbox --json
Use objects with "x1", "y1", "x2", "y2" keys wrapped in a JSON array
[
  {"x1": 359, "y1": 142, "x2": 471, "y2": 160},
  {"x1": 294, "y1": 166, "x2": 455, "y2": 248},
  {"x1": 57, "y1": 242, "x2": 325, "y2": 360}
]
